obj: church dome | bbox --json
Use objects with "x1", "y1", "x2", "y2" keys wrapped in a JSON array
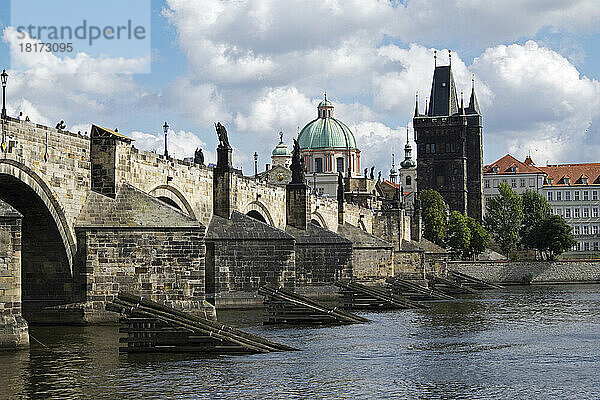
[{"x1": 298, "y1": 95, "x2": 357, "y2": 150}]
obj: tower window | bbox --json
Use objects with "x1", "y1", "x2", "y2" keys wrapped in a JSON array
[{"x1": 406, "y1": 176, "x2": 411, "y2": 186}]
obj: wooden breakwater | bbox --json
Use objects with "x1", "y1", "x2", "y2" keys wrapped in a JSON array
[
  {"x1": 106, "y1": 293, "x2": 297, "y2": 354},
  {"x1": 258, "y1": 285, "x2": 370, "y2": 325},
  {"x1": 334, "y1": 281, "x2": 426, "y2": 310}
]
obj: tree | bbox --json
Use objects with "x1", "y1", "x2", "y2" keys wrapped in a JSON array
[
  {"x1": 465, "y1": 216, "x2": 490, "y2": 259},
  {"x1": 485, "y1": 182, "x2": 523, "y2": 258},
  {"x1": 420, "y1": 189, "x2": 447, "y2": 246},
  {"x1": 521, "y1": 189, "x2": 551, "y2": 250},
  {"x1": 531, "y1": 215, "x2": 576, "y2": 260},
  {"x1": 447, "y1": 211, "x2": 470, "y2": 256}
]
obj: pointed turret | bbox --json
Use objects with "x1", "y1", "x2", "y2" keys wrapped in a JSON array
[
  {"x1": 465, "y1": 75, "x2": 481, "y2": 115},
  {"x1": 414, "y1": 93, "x2": 420, "y2": 117}
]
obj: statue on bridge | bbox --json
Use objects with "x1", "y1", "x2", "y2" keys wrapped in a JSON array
[
  {"x1": 370, "y1": 166, "x2": 375, "y2": 180},
  {"x1": 194, "y1": 147, "x2": 204, "y2": 165},
  {"x1": 337, "y1": 171, "x2": 345, "y2": 204},
  {"x1": 215, "y1": 122, "x2": 231, "y2": 149},
  {"x1": 290, "y1": 139, "x2": 305, "y2": 184}
]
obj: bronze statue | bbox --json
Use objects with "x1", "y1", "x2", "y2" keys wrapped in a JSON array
[
  {"x1": 290, "y1": 139, "x2": 305, "y2": 184},
  {"x1": 377, "y1": 171, "x2": 381, "y2": 182},
  {"x1": 194, "y1": 147, "x2": 204, "y2": 165},
  {"x1": 370, "y1": 166, "x2": 375, "y2": 180},
  {"x1": 215, "y1": 122, "x2": 230, "y2": 148},
  {"x1": 337, "y1": 171, "x2": 344, "y2": 204}
]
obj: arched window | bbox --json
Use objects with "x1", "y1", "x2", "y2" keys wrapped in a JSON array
[{"x1": 406, "y1": 176, "x2": 411, "y2": 186}]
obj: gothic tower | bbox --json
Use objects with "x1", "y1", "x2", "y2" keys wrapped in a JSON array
[{"x1": 413, "y1": 53, "x2": 483, "y2": 220}]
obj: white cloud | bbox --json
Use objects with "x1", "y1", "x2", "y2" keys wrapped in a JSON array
[{"x1": 131, "y1": 129, "x2": 214, "y2": 163}]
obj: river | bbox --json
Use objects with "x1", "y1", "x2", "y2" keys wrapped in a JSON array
[{"x1": 1, "y1": 285, "x2": 599, "y2": 399}]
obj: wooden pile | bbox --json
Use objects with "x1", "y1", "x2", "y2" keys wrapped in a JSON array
[
  {"x1": 106, "y1": 293, "x2": 297, "y2": 354},
  {"x1": 426, "y1": 274, "x2": 479, "y2": 295},
  {"x1": 448, "y1": 271, "x2": 504, "y2": 290},
  {"x1": 334, "y1": 281, "x2": 426, "y2": 310},
  {"x1": 387, "y1": 277, "x2": 455, "y2": 301},
  {"x1": 258, "y1": 285, "x2": 370, "y2": 325}
]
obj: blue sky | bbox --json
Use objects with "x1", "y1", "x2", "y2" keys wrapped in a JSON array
[{"x1": 1, "y1": 0, "x2": 600, "y2": 175}]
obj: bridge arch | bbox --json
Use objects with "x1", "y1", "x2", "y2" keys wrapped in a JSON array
[
  {"x1": 0, "y1": 159, "x2": 75, "y2": 269},
  {"x1": 0, "y1": 159, "x2": 76, "y2": 314},
  {"x1": 243, "y1": 201, "x2": 274, "y2": 226},
  {"x1": 311, "y1": 211, "x2": 328, "y2": 230},
  {"x1": 149, "y1": 184, "x2": 196, "y2": 219}
]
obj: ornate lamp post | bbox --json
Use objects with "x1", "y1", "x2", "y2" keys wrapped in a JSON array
[
  {"x1": 1, "y1": 69, "x2": 8, "y2": 119},
  {"x1": 253, "y1": 152, "x2": 259, "y2": 179},
  {"x1": 163, "y1": 121, "x2": 169, "y2": 158}
]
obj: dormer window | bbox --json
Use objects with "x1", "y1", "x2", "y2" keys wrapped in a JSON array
[
  {"x1": 565, "y1": 177, "x2": 570, "y2": 185},
  {"x1": 509, "y1": 166, "x2": 517, "y2": 173},
  {"x1": 548, "y1": 178, "x2": 553, "y2": 185},
  {"x1": 492, "y1": 166, "x2": 499, "y2": 173},
  {"x1": 583, "y1": 177, "x2": 589, "y2": 185}
]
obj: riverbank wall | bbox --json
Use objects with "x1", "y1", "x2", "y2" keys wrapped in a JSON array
[{"x1": 449, "y1": 260, "x2": 600, "y2": 284}]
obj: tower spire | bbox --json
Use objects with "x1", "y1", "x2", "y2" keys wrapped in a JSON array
[
  {"x1": 434, "y1": 50, "x2": 437, "y2": 67},
  {"x1": 466, "y1": 74, "x2": 481, "y2": 115},
  {"x1": 414, "y1": 92, "x2": 419, "y2": 117}
]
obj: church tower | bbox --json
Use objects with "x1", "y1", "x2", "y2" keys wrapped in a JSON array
[{"x1": 413, "y1": 51, "x2": 483, "y2": 220}]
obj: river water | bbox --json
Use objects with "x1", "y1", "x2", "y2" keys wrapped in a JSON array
[{"x1": 1, "y1": 285, "x2": 599, "y2": 400}]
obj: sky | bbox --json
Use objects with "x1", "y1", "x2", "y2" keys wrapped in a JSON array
[{"x1": 1, "y1": 0, "x2": 600, "y2": 176}]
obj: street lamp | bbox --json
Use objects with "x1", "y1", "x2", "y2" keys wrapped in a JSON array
[
  {"x1": 163, "y1": 121, "x2": 169, "y2": 158},
  {"x1": 1, "y1": 69, "x2": 8, "y2": 119},
  {"x1": 253, "y1": 152, "x2": 259, "y2": 179}
]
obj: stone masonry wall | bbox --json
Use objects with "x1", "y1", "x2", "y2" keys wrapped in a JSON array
[
  {"x1": 344, "y1": 203, "x2": 374, "y2": 233},
  {"x1": 352, "y1": 247, "x2": 394, "y2": 282},
  {"x1": 294, "y1": 242, "x2": 353, "y2": 285},
  {"x1": 76, "y1": 228, "x2": 206, "y2": 322},
  {"x1": 450, "y1": 260, "x2": 600, "y2": 284},
  {"x1": 0, "y1": 202, "x2": 29, "y2": 349},
  {"x1": 235, "y1": 175, "x2": 287, "y2": 229}
]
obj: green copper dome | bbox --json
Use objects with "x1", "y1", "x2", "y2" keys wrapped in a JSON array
[
  {"x1": 298, "y1": 97, "x2": 357, "y2": 150},
  {"x1": 272, "y1": 141, "x2": 291, "y2": 156}
]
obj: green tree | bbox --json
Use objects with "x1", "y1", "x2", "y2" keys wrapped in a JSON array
[
  {"x1": 531, "y1": 215, "x2": 576, "y2": 260},
  {"x1": 447, "y1": 211, "x2": 470, "y2": 256},
  {"x1": 420, "y1": 189, "x2": 447, "y2": 246},
  {"x1": 465, "y1": 216, "x2": 490, "y2": 259},
  {"x1": 485, "y1": 182, "x2": 523, "y2": 258},
  {"x1": 521, "y1": 189, "x2": 551, "y2": 250}
]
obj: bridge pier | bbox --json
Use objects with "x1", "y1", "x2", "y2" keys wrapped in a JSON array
[{"x1": 0, "y1": 200, "x2": 29, "y2": 350}]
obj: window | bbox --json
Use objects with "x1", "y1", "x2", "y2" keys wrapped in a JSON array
[
  {"x1": 594, "y1": 242, "x2": 599, "y2": 251},
  {"x1": 529, "y1": 178, "x2": 535, "y2": 187},
  {"x1": 565, "y1": 191, "x2": 571, "y2": 201},
  {"x1": 584, "y1": 208, "x2": 589, "y2": 218},
  {"x1": 593, "y1": 191, "x2": 598, "y2": 201},
  {"x1": 594, "y1": 208, "x2": 599, "y2": 218},
  {"x1": 585, "y1": 242, "x2": 590, "y2": 251},
  {"x1": 336, "y1": 157, "x2": 344, "y2": 173},
  {"x1": 406, "y1": 176, "x2": 412, "y2": 186},
  {"x1": 565, "y1": 208, "x2": 571, "y2": 218},
  {"x1": 547, "y1": 192, "x2": 553, "y2": 201},
  {"x1": 593, "y1": 225, "x2": 599, "y2": 235},
  {"x1": 511, "y1": 178, "x2": 517, "y2": 188},
  {"x1": 557, "y1": 191, "x2": 562, "y2": 201},
  {"x1": 493, "y1": 179, "x2": 499, "y2": 188},
  {"x1": 556, "y1": 208, "x2": 562, "y2": 216},
  {"x1": 485, "y1": 180, "x2": 490, "y2": 188},
  {"x1": 584, "y1": 191, "x2": 589, "y2": 201},
  {"x1": 431, "y1": 143, "x2": 436, "y2": 153},
  {"x1": 583, "y1": 225, "x2": 589, "y2": 235},
  {"x1": 574, "y1": 226, "x2": 580, "y2": 235},
  {"x1": 315, "y1": 158, "x2": 323, "y2": 173},
  {"x1": 575, "y1": 208, "x2": 580, "y2": 218},
  {"x1": 575, "y1": 191, "x2": 580, "y2": 201},
  {"x1": 576, "y1": 242, "x2": 581, "y2": 251},
  {"x1": 426, "y1": 144, "x2": 430, "y2": 153},
  {"x1": 520, "y1": 178, "x2": 526, "y2": 187}
]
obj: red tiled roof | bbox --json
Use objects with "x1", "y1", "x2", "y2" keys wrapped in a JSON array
[
  {"x1": 539, "y1": 163, "x2": 600, "y2": 186},
  {"x1": 380, "y1": 180, "x2": 412, "y2": 195},
  {"x1": 484, "y1": 154, "x2": 544, "y2": 175}
]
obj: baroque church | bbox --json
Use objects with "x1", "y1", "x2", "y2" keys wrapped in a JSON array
[{"x1": 413, "y1": 53, "x2": 484, "y2": 220}]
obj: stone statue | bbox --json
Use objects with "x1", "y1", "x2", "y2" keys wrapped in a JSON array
[
  {"x1": 364, "y1": 168, "x2": 368, "y2": 178},
  {"x1": 215, "y1": 122, "x2": 230, "y2": 148},
  {"x1": 370, "y1": 166, "x2": 375, "y2": 180},
  {"x1": 194, "y1": 147, "x2": 204, "y2": 165},
  {"x1": 290, "y1": 139, "x2": 305, "y2": 184},
  {"x1": 377, "y1": 171, "x2": 381, "y2": 182}
]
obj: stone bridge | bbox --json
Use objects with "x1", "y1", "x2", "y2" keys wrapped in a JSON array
[{"x1": 0, "y1": 117, "x2": 417, "y2": 346}]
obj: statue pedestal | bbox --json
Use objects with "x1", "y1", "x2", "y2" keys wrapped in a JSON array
[{"x1": 216, "y1": 145, "x2": 232, "y2": 171}]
